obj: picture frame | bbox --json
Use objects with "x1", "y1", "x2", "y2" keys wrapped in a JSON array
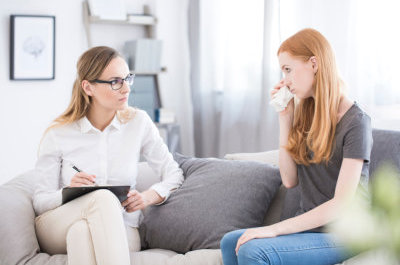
[{"x1": 10, "y1": 15, "x2": 56, "y2": 80}]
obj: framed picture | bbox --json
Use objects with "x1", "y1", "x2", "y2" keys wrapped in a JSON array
[{"x1": 10, "y1": 15, "x2": 55, "y2": 80}]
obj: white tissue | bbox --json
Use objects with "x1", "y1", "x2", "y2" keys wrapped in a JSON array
[{"x1": 269, "y1": 86, "x2": 294, "y2": 112}]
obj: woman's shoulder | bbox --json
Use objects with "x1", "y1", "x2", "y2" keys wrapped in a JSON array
[
  {"x1": 348, "y1": 103, "x2": 371, "y2": 124},
  {"x1": 43, "y1": 119, "x2": 88, "y2": 144},
  {"x1": 46, "y1": 120, "x2": 79, "y2": 134},
  {"x1": 121, "y1": 107, "x2": 154, "y2": 127},
  {"x1": 339, "y1": 102, "x2": 371, "y2": 134}
]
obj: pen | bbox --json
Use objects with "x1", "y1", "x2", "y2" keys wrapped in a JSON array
[
  {"x1": 71, "y1": 164, "x2": 98, "y2": 186},
  {"x1": 72, "y1": 165, "x2": 81, "y2": 172}
]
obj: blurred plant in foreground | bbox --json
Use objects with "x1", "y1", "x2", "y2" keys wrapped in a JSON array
[{"x1": 329, "y1": 164, "x2": 400, "y2": 264}]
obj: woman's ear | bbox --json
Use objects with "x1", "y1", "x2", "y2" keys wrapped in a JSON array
[
  {"x1": 82, "y1": 80, "x2": 94, "y2": 96},
  {"x1": 310, "y1": 56, "x2": 318, "y2": 74}
]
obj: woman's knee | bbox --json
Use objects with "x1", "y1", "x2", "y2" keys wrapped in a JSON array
[
  {"x1": 89, "y1": 189, "x2": 121, "y2": 209},
  {"x1": 220, "y1": 230, "x2": 245, "y2": 251},
  {"x1": 237, "y1": 240, "x2": 272, "y2": 265}
]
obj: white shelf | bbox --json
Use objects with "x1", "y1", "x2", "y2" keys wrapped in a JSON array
[
  {"x1": 83, "y1": 1, "x2": 157, "y2": 46},
  {"x1": 88, "y1": 14, "x2": 156, "y2": 26},
  {"x1": 131, "y1": 68, "x2": 167, "y2": 75}
]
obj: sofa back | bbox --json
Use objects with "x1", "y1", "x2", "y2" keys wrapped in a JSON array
[
  {"x1": 2, "y1": 129, "x2": 398, "y2": 233},
  {"x1": 369, "y1": 129, "x2": 400, "y2": 178}
]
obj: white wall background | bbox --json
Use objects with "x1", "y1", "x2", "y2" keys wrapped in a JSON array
[{"x1": 0, "y1": 0, "x2": 194, "y2": 184}]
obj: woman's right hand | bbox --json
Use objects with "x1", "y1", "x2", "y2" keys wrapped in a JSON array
[
  {"x1": 271, "y1": 80, "x2": 294, "y2": 121},
  {"x1": 70, "y1": 172, "x2": 96, "y2": 187}
]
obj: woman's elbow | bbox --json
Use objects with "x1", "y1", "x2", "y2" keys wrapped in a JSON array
[{"x1": 282, "y1": 178, "x2": 298, "y2": 189}]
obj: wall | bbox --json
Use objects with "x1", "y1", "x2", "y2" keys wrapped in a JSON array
[{"x1": 0, "y1": 0, "x2": 194, "y2": 184}]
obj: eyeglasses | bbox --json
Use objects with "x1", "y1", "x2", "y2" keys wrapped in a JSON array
[{"x1": 90, "y1": 73, "x2": 135, "y2": 90}]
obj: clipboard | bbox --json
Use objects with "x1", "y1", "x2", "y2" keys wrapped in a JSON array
[{"x1": 62, "y1": 185, "x2": 130, "y2": 204}]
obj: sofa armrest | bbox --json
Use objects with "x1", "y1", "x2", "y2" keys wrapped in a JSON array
[{"x1": 224, "y1": 150, "x2": 279, "y2": 166}]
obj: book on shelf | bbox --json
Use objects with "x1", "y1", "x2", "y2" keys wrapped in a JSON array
[
  {"x1": 127, "y1": 14, "x2": 156, "y2": 25},
  {"x1": 155, "y1": 108, "x2": 176, "y2": 124},
  {"x1": 88, "y1": 0, "x2": 126, "y2": 20},
  {"x1": 123, "y1": 39, "x2": 162, "y2": 73}
]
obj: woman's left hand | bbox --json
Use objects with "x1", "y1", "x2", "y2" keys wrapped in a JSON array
[
  {"x1": 235, "y1": 226, "x2": 278, "y2": 255},
  {"x1": 121, "y1": 190, "x2": 151, "y2": 212}
]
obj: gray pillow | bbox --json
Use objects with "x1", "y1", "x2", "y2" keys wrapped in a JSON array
[
  {"x1": 139, "y1": 154, "x2": 282, "y2": 253},
  {"x1": 0, "y1": 170, "x2": 66, "y2": 265}
]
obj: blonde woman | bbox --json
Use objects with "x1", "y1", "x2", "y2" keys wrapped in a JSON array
[
  {"x1": 33, "y1": 46, "x2": 184, "y2": 265},
  {"x1": 221, "y1": 28, "x2": 373, "y2": 265}
]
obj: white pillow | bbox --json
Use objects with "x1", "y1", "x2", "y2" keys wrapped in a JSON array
[{"x1": 224, "y1": 150, "x2": 279, "y2": 166}]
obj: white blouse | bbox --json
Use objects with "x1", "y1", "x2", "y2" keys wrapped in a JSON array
[{"x1": 33, "y1": 109, "x2": 184, "y2": 227}]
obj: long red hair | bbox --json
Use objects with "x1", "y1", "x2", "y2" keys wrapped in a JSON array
[{"x1": 278, "y1": 28, "x2": 343, "y2": 165}]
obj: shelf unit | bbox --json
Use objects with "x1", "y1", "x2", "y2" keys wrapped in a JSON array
[
  {"x1": 82, "y1": 1, "x2": 157, "y2": 47},
  {"x1": 82, "y1": 1, "x2": 164, "y2": 109},
  {"x1": 81, "y1": 1, "x2": 181, "y2": 153}
]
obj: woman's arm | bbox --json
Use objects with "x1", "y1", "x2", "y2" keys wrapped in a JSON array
[
  {"x1": 278, "y1": 107, "x2": 298, "y2": 188},
  {"x1": 271, "y1": 80, "x2": 298, "y2": 188},
  {"x1": 235, "y1": 157, "x2": 363, "y2": 253},
  {"x1": 33, "y1": 130, "x2": 63, "y2": 216},
  {"x1": 276, "y1": 95, "x2": 298, "y2": 188},
  {"x1": 123, "y1": 113, "x2": 184, "y2": 213},
  {"x1": 273, "y1": 158, "x2": 364, "y2": 234},
  {"x1": 141, "y1": 119, "x2": 184, "y2": 200}
]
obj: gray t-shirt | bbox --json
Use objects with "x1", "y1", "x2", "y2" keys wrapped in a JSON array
[{"x1": 295, "y1": 102, "x2": 373, "y2": 231}]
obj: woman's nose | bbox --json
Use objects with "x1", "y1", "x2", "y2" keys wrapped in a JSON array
[
  {"x1": 285, "y1": 78, "x2": 292, "y2": 85},
  {"x1": 120, "y1": 81, "x2": 131, "y2": 94}
]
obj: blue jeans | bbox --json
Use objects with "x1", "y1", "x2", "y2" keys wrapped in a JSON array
[{"x1": 220, "y1": 229, "x2": 350, "y2": 265}]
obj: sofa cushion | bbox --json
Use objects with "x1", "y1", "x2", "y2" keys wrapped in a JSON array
[
  {"x1": 131, "y1": 248, "x2": 223, "y2": 265},
  {"x1": 224, "y1": 150, "x2": 279, "y2": 166},
  {"x1": 0, "y1": 170, "x2": 67, "y2": 265},
  {"x1": 139, "y1": 154, "x2": 282, "y2": 253}
]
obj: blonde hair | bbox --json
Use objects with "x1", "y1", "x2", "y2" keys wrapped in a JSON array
[
  {"x1": 48, "y1": 46, "x2": 135, "y2": 131},
  {"x1": 278, "y1": 28, "x2": 343, "y2": 165}
]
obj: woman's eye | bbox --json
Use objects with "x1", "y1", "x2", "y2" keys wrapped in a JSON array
[
  {"x1": 111, "y1": 79, "x2": 121, "y2": 85},
  {"x1": 285, "y1": 68, "x2": 291, "y2": 73}
]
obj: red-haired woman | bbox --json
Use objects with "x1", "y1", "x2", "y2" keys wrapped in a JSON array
[{"x1": 221, "y1": 28, "x2": 372, "y2": 265}]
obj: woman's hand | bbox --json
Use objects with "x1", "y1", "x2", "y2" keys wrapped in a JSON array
[
  {"x1": 122, "y1": 190, "x2": 153, "y2": 213},
  {"x1": 271, "y1": 79, "x2": 295, "y2": 120},
  {"x1": 235, "y1": 226, "x2": 278, "y2": 255},
  {"x1": 70, "y1": 172, "x2": 96, "y2": 187}
]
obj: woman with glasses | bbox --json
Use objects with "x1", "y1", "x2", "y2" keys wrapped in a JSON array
[{"x1": 33, "y1": 46, "x2": 184, "y2": 265}]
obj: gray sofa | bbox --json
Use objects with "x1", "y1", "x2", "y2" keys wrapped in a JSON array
[{"x1": 0, "y1": 129, "x2": 399, "y2": 265}]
